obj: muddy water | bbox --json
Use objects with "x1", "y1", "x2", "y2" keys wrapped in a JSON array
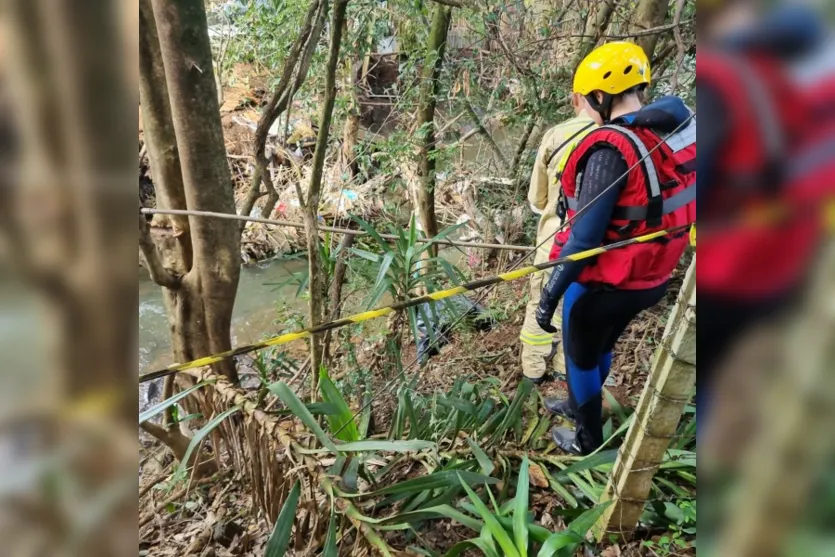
[{"x1": 138, "y1": 257, "x2": 309, "y2": 376}]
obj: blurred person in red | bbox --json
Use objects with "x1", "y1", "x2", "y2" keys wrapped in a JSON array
[{"x1": 696, "y1": 0, "x2": 826, "y2": 425}]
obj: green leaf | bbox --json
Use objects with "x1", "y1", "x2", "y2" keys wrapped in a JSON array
[
  {"x1": 139, "y1": 381, "x2": 211, "y2": 423},
  {"x1": 458, "y1": 475, "x2": 521, "y2": 557},
  {"x1": 269, "y1": 381, "x2": 336, "y2": 451},
  {"x1": 603, "y1": 388, "x2": 628, "y2": 424},
  {"x1": 465, "y1": 437, "x2": 494, "y2": 476},
  {"x1": 375, "y1": 252, "x2": 396, "y2": 289},
  {"x1": 567, "y1": 501, "x2": 612, "y2": 539},
  {"x1": 380, "y1": 504, "x2": 482, "y2": 531},
  {"x1": 555, "y1": 450, "x2": 619, "y2": 481},
  {"x1": 318, "y1": 369, "x2": 360, "y2": 442},
  {"x1": 351, "y1": 247, "x2": 382, "y2": 263},
  {"x1": 347, "y1": 470, "x2": 498, "y2": 498},
  {"x1": 536, "y1": 531, "x2": 583, "y2": 557},
  {"x1": 445, "y1": 540, "x2": 500, "y2": 557},
  {"x1": 264, "y1": 480, "x2": 300, "y2": 557},
  {"x1": 351, "y1": 215, "x2": 394, "y2": 254},
  {"x1": 514, "y1": 457, "x2": 530, "y2": 556},
  {"x1": 322, "y1": 509, "x2": 339, "y2": 557},
  {"x1": 334, "y1": 440, "x2": 435, "y2": 453},
  {"x1": 176, "y1": 405, "x2": 240, "y2": 478}
]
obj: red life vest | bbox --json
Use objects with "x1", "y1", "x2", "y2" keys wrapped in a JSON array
[
  {"x1": 698, "y1": 50, "x2": 822, "y2": 299},
  {"x1": 548, "y1": 120, "x2": 696, "y2": 290}
]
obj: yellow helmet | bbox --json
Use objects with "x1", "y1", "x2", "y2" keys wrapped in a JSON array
[{"x1": 573, "y1": 42, "x2": 651, "y2": 96}]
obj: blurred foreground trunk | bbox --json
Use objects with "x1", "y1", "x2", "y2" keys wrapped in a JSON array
[{"x1": 0, "y1": 1, "x2": 138, "y2": 555}]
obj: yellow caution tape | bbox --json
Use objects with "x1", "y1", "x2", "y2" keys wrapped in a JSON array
[{"x1": 139, "y1": 223, "x2": 693, "y2": 384}]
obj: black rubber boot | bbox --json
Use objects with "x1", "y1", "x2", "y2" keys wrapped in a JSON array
[
  {"x1": 543, "y1": 397, "x2": 575, "y2": 420},
  {"x1": 527, "y1": 373, "x2": 554, "y2": 386},
  {"x1": 551, "y1": 426, "x2": 583, "y2": 455}
]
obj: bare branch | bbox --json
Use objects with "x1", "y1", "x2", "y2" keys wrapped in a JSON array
[
  {"x1": 138, "y1": 213, "x2": 181, "y2": 289},
  {"x1": 669, "y1": 0, "x2": 687, "y2": 93}
]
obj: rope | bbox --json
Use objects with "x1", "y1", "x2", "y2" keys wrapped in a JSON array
[
  {"x1": 138, "y1": 223, "x2": 692, "y2": 384},
  {"x1": 329, "y1": 113, "x2": 697, "y2": 436},
  {"x1": 140, "y1": 208, "x2": 534, "y2": 252}
]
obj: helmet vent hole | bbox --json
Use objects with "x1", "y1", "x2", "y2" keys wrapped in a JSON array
[
  {"x1": 603, "y1": 71, "x2": 612, "y2": 79},
  {"x1": 624, "y1": 65, "x2": 633, "y2": 75}
]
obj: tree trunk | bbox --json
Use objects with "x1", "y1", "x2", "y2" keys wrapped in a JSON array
[
  {"x1": 630, "y1": 0, "x2": 669, "y2": 60},
  {"x1": 1, "y1": 1, "x2": 138, "y2": 554},
  {"x1": 150, "y1": 0, "x2": 241, "y2": 384},
  {"x1": 412, "y1": 6, "x2": 452, "y2": 256},
  {"x1": 323, "y1": 233, "x2": 355, "y2": 364},
  {"x1": 304, "y1": 0, "x2": 349, "y2": 394},
  {"x1": 571, "y1": 0, "x2": 616, "y2": 69}
]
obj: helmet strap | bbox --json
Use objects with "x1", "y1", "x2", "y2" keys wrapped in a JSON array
[{"x1": 585, "y1": 92, "x2": 615, "y2": 123}]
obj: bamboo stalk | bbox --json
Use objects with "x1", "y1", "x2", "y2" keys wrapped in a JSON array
[{"x1": 594, "y1": 256, "x2": 696, "y2": 540}]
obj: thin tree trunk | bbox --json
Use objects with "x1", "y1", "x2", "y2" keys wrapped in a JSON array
[
  {"x1": 304, "y1": 0, "x2": 349, "y2": 394},
  {"x1": 323, "y1": 233, "x2": 355, "y2": 364},
  {"x1": 151, "y1": 0, "x2": 241, "y2": 384},
  {"x1": 413, "y1": 5, "x2": 452, "y2": 256},
  {"x1": 239, "y1": 0, "x2": 327, "y2": 223},
  {"x1": 510, "y1": 116, "x2": 538, "y2": 179},
  {"x1": 630, "y1": 0, "x2": 669, "y2": 59}
]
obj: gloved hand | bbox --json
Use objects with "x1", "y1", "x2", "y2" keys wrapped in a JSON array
[
  {"x1": 536, "y1": 296, "x2": 557, "y2": 334},
  {"x1": 535, "y1": 303, "x2": 558, "y2": 334},
  {"x1": 536, "y1": 263, "x2": 564, "y2": 334}
]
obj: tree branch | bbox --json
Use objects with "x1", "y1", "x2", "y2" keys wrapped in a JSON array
[
  {"x1": 139, "y1": 213, "x2": 181, "y2": 289},
  {"x1": 669, "y1": 0, "x2": 688, "y2": 93}
]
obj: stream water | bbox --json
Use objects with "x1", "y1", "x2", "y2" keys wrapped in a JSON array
[{"x1": 139, "y1": 257, "x2": 309, "y2": 376}]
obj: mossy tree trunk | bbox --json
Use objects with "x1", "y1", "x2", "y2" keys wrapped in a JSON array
[
  {"x1": 631, "y1": 0, "x2": 669, "y2": 59},
  {"x1": 412, "y1": 5, "x2": 452, "y2": 257}
]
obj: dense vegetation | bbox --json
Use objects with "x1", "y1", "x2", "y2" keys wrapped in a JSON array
[{"x1": 138, "y1": 0, "x2": 697, "y2": 555}]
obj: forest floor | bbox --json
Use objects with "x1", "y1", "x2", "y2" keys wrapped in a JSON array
[{"x1": 138, "y1": 260, "x2": 688, "y2": 556}]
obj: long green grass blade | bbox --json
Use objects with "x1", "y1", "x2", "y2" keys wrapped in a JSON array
[
  {"x1": 536, "y1": 531, "x2": 582, "y2": 557},
  {"x1": 380, "y1": 504, "x2": 482, "y2": 531},
  {"x1": 334, "y1": 440, "x2": 435, "y2": 453},
  {"x1": 176, "y1": 405, "x2": 240, "y2": 478},
  {"x1": 318, "y1": 369, "x2": 360, "y2": 442},
  {"x1": 139, "y1": 381, "x2": 211, "y2": 423},
  {"x1": 347, "y1": 470, "x2": 498, "y2": 498},
  {"x1": 322, "y1": 509, "x2": 339, "y2": 557},
  {"x1": 458, "y1": 475, "x2": 521, "y2": 557},
  {"x1": 555, "y1": 450, "x2": 619, "y2": 481},
  {"x1": 445, "y1": 539, "x2": 500, "y2": 557},
  {"x1": 513, "y1": 457, "x2": 530, "y2": 556},
  {"x1": 269, "y1": 381, "x2": 336, "y2": 451},
  {"x1": 466, "y1": 436, "x2": 495, "y2": 476},
  {"x1": 264, "y1": 479, "x2": 300, "y2": 557}
]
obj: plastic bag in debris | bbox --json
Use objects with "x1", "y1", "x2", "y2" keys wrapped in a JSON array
[{"x1": 414, "y1": 294, "x2": 495, "y2": 364}]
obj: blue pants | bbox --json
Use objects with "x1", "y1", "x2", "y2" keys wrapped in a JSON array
[{"x1": 562, "y1": 281, "x2": 668, "y2": 453}]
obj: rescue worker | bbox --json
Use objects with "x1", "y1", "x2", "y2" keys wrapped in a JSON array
[
  {"x1": 697, "y1": 1, "x2": 824, "y2": 423},
  {"x1": 534, "y1": 42, "x2": 696, "y2": 455},
  {"x1": 520, "y1": 97, "x2": 595, "y2": 384}
]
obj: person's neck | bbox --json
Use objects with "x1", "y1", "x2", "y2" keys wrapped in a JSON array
[{"x1": 609, "y1": 97, "x2": 643, "y2": 120}]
